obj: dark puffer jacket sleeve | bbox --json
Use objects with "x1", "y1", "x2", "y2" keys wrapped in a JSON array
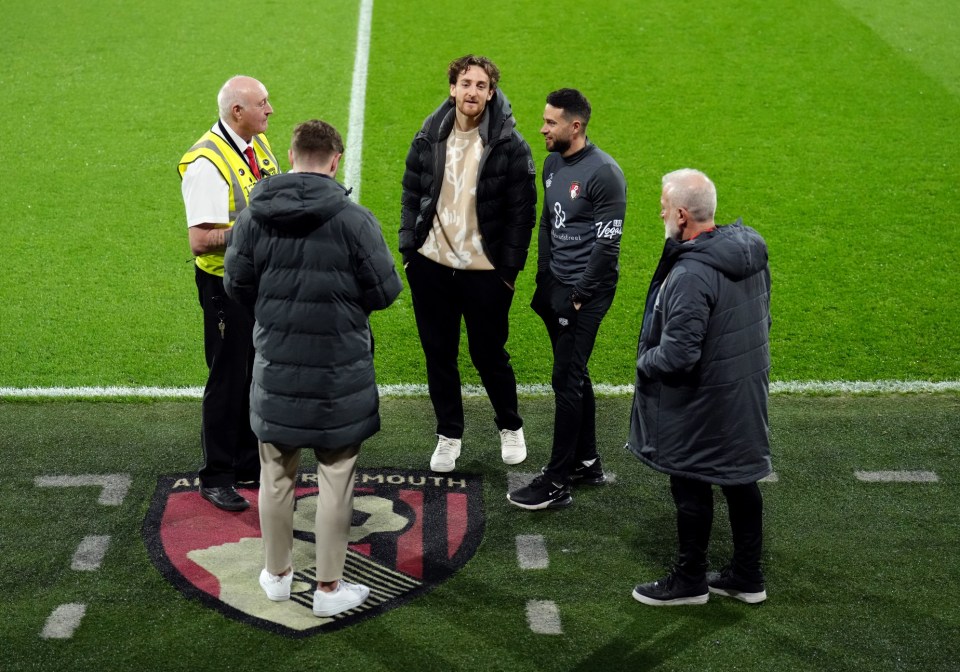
[
  {"x1": 223, "y1": 209, "x2": 258, "y2": 309},
  {"x1": 399, "y1": 136, "x2": 429, "y2": 263},
  {"x1": 353, "y1": 209, "x2": 404, "y2": 312},
  {"x1": 496, "y1": 137, "x2": 537, "y2": 283}
]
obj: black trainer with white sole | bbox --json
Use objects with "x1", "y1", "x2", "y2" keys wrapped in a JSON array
[
  {"x1": 569, "y1": 458, "x2": 607, "y2": 486},
  {"x1": 632, "y1": 571, "x2": 709, "y2": 606},
  {"x1": 507, "y1": 474, "x2": 572, "y2": 510},
  {"x1": 707, "y1": 566, "x2": 767, "y2": 603}
]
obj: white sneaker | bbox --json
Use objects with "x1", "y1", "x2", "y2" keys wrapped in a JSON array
[
  {"x1": 259, "y1": 568, "x2": 293, "y2": 601},
  {"x1": 500, "y1": 427, "x2": 527, "y2": 465},
  {"x1": 430, "y1": 435, "x2": 461, "y2": 472},
  {"x1": 313, "y1": 580, "x2": 371, "y2": 617}
]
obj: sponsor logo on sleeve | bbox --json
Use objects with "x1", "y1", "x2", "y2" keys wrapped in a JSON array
[{"x1": 595, "y1": 219, "x2": 623, "y2": 239}]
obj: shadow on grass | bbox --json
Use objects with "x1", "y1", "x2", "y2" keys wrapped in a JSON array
[{"x1": 572, "y1": 605, "x2": 746, "y2": 669}]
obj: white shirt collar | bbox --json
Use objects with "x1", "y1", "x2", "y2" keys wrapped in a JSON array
[{"x1": 212, "y1": 120, "x2": 251, "y2": 151}]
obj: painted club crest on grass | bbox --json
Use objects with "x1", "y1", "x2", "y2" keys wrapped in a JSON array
[{"x1": 143, "y1": 468, "x2": 484, "y2": 637}]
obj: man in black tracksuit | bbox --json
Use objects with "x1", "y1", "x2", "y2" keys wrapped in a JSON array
[
  {"x1": 400, "y1": 55, "x2": 536, "y2": 474},
  {"x1": 508, "y1": 88, "x2": 627, "y2": 510}
]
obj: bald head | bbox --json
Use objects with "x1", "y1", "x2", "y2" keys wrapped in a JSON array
[{"x1": 217, "y1": 75, "x2": 273, "y2": 141}]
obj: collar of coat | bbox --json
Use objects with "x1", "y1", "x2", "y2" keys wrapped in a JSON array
[{"x1": 417, "y1": 89, "x2": 517, "y2": 146}]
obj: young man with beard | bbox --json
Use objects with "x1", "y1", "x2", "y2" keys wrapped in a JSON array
[
  {"x1": 400, "y1": 55, "x2": 537, "y2": 474},
  {"x1": 507, "y1": 88, "x2": 627, "y2": 510},
  {"x1": 628, "y1": 169, "x2": 772, "y2": 606}
]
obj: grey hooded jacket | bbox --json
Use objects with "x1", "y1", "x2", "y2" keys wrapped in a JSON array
[
  {"x1": 627, "y1": 220, "x2": 772, "y2": 485},
  {"x1": 224, "y1": 172, "x2": 403, "y2": 450}
]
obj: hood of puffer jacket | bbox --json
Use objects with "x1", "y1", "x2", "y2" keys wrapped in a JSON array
[
  {"x1": 245, "y1": 172, "x2": 352, "y2": 234},
  {"x1": 667, "y1": 219, "x2": 768, "y2": 281},
  {"x1": 417, "y1": 87, "x2": 517, "y2": 145}
]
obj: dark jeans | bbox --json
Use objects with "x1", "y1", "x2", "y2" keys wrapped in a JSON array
[
  {"x1": 405, "y1": 254, "x2": 522, "y2": 439},
  {"x1": 531, "y1": 272, "x2": 615, "y2": 484},
  {"x1": 195, "y1": 266, "x2": 259, "y2": 487},
  {"x1": 670, "y1": 475, "x2": 765, "y2": 582}
]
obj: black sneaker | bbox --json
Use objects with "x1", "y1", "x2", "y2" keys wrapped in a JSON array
[
  {"x1": 707, "y1": 566, "x2": 767, "y2": 604},
  {"x1": 632, "y1": 572, "x2": 709, "y2": 606},
  {"x1": 507, "y1": 474, "x2": 572, "y2": 510},
  {"x1": 569, "y1": 458, "x2": 607, "y2": 486}
]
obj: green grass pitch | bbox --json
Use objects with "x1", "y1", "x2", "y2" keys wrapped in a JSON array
[
  {"x1": 2, "y1": 395, "x2": 959, "y2": 671},
  {"x1": 2, "y1": 0, "x2": 959, "y2": 670},
  {"x1": 2, "y1": 0, "x2": 958, "y2": 387}
]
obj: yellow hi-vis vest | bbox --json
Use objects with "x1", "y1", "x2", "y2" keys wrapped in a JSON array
[{"x1": 178, "y1": 130, "x2": 280, "y2": 276}]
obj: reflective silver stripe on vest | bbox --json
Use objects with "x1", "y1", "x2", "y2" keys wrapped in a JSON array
[{"x1": 192, "y1": 138, "x2": 248, "y2": 219}]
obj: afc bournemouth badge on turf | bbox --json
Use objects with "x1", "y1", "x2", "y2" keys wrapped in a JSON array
[
  {"x1": 143, "y1": 468, "x2": 485, "y2": 637},
  {"x1": 569, "y1": 181, "x2": 581, "y2": 200}
]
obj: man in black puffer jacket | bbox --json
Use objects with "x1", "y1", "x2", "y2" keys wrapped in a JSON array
[
  {"x1": 224, "y1": 120, "x2": 402, "y2": 618},
  {"x1": 628, "y1": 169, "x2": 772, "y2": 608},
  {"x1": 400, "y1": 54, "x2": 536, "y2": 474}
]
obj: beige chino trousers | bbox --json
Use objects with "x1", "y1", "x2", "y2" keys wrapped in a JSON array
[{"x1": 258, "y1": 441, "x2": 360, "y2": 582}]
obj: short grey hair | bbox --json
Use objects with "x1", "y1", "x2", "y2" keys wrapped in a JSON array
[{"x1": 662, "y1": 169, "x2": 717, "y2": 223}]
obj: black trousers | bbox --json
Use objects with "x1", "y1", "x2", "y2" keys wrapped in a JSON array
[
  {"x1": 405, "y1": 254, "x2": 522, "y2": 439},
  {"x1": 531, "y1": 272, "x2": 614, "y2": 484},
  {"x1": 195, "y1": 266, "x2": 259, "y2": 487},
  {"x1": 670, "y1": 475, "x2": 765, "y2": 582}
]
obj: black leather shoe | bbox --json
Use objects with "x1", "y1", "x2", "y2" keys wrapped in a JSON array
[{"x1": 200, "y1": 486, "x2": 249, "y2": 512}]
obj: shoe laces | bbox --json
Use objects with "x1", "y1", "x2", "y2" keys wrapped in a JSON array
[
  {"x1": 500, "y1": 429, "x2": 521, "y2": 449},
  {"x1": 435, "y1": 436, "x2": 459, "y2": 456}
]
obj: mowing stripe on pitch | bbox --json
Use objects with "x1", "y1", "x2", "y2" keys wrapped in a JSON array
[{"x1": 855, "y1": 470, "x2": 939, "y2": 482}]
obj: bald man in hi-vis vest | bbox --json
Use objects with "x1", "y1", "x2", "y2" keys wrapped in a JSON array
[{"x1": 178, "y1": 75, "x2": 280, "y2": 512}]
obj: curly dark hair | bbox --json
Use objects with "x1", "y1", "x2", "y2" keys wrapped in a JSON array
[{"x1": 447, "y1": 54, "x2": 501, "y2": 91}]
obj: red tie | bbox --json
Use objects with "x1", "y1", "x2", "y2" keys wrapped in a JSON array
[{"x1": 243, "y1": 146, "x2": 262, "y2": 180}]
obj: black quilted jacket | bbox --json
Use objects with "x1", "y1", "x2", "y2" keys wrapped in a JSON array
[{"x1": 399, "y1": 90, "x2": 536, "y2": 283}]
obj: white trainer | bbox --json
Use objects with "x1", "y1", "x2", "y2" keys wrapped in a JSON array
[
  {"x1": 259, "y1": 568, "x2": 293, "y2": 601},
  {"x1": 313, "y1": 580, "x2": 371, "y2": 617},
  {"x1": 430, "y1": 435, "x2": 462, "y2": 472},
  {"x1": 500, "y1": 427, "x2": 527, "y2": 465}
]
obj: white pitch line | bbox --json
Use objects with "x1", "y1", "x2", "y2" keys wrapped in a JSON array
[
  {"x1": 526, "y1": 600, "x2": 563, "y2": 635},
  {"x1": 35, "y1": 474, "x2": 132, "y2": 506},
  {"x1": 343, "y1": 0, "x2": 373, "y2": 202},
  {"x1": 71, "y1": 535, "x2": 111, "y2": 571},
  {"x1": 41, "y1": 603, "x2": 86, "y2": 639},
  {"x1": 855, "y1": 470, "x2": 939, "y2": 483},
  {"x1": 2, "y1": 380, "x2": 959, "y2": 399},
  {"x1": 516, "y1": 534, "x2": 549, "y2": 570},
  {"x1": 759, "y1": 471, "x2": 779, "y2": 483}
]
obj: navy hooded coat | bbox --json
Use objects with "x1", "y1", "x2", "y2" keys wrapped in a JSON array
[{"x1": 627, "y1": 220, "x2": 772, "y2": 485}]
